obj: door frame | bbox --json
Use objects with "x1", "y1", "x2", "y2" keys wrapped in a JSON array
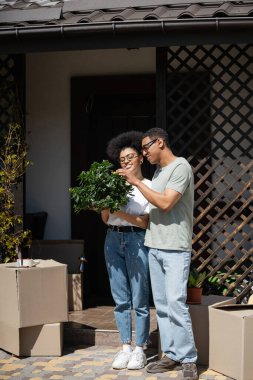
[{"x1": 70, "y1": 74, "x2": 156, "y2": 306}]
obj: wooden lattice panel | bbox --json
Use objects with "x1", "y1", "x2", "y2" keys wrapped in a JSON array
[{"x1": 166, "y1": 44, "x2": 253, "y2": 300}]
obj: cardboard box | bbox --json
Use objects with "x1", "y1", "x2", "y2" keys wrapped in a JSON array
[
  {"x1": 0, "y1": 259, "x2": 68, "y2": 328},
  {"x1": 0, "y1": 322, "x2": 63, "y2": 356},
  {"x1": 189, "y1": 295, "x2": 230, "y2": 365},
  {"x1": 158, "y1": 295, "x2": 229, "y2": 365},
  {"x1": 209, "y1": 297, "x2": 253, "y2": 380},
  {"x1": 68, "y1": 273, "x2": 83, "y2": 311}
]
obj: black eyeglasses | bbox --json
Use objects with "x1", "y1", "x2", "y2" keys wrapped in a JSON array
[
  {"x1": 119, "y1": 153, "x2": 139, "y2": 164},
  {"x1": 141, "y1": 138, "x2": 158, "y2": 153}
]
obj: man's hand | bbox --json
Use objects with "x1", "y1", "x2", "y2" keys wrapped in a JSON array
[
  {"x1": 118, "y1": 169, "x2": 182, "y2": 212},
  {"x1": 116, "y1": 169, "x2": 140, "y2": 186}
]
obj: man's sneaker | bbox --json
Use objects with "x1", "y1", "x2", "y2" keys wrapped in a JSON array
[
  {"x1": 182, "y1": 363, "x2": 198, "y2": 380},
  {"x1": 146, "y1": 355, "x2": 181, "y2": 373},
  {"x1": 127, "y1": 351, "x2": 147, "y2": 370},
  {"x1": 112, "y1": 350, "x2": 132, "y2": 369}
]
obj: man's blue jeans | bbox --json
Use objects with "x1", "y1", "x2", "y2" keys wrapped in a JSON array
[
  {"x1": 104, "y1": 230, "x2": 150, "y2": 346},
  {"x1": 149, "y1": 248, "x2": 197, "y2": 363}
]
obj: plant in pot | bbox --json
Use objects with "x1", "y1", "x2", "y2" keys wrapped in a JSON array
[
  {"x1": 187, "y1": 267, "x2": 206, "y2": 304},
  {"x1": 0, "y1": 121, "x2": 32, "y2": 264}
]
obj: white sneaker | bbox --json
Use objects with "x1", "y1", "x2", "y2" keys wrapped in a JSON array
[
  {"x1": 127, "y1": 351, "x2": 147, "y2": 370},
  {"x1": 112, "y1": 350, "x2": 132, "y2": 369}
]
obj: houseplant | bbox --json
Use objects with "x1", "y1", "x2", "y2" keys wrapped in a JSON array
[
  {"x1": 0, "y1": 121, "x2": 32, "y2": 263},
  {"x1": 70, "y1": 160, "x2": 133, "y2": 214},
  {"x1": 187, "y1": 267, "x2": 206, "y2": 304}
]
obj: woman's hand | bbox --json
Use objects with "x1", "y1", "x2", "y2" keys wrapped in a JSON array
[
  {"x1": 111, "y1": 210, "x2": 122, "y2": 218},
  {"x1": 112, "y1": 210, "x2": 149, "y2": 229},
  {"x1": 101, "y1": 208, "x2": 110, "y2": 224}
]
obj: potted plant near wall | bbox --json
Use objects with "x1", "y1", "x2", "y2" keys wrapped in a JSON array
[
  {"x1": 187, "y1": 267, "x2": 206, "y2": 305},
  {"x1": 0, "y1": 121, "x2": 31, "y2": 263}
]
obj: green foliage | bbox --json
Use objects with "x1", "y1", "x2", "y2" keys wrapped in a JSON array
[
  {"x1": 70, "y1": 160, "x2": 133, "y2": 214},
  {"x1": 188, "y1": 267, "x2": 206, "y2": 288},
  {"x1": 0, "y1": 122, "x2": 32, "y2": 263},
  {"x1": 207, "y1": 271, "x2": 240, "y2": 295}
]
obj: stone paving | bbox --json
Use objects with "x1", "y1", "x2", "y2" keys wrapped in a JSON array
[{"x1": 0, "y1": 345, "x2": 234, "y2": 380}]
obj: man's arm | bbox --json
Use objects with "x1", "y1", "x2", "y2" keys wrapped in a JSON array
[{"x1": 116, "y1": 169, "x2": 181, "y2": 212}]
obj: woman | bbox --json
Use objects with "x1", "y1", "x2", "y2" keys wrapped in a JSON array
[{"x1": 101, "y1": 131, "x2": 151, "y2": 370}]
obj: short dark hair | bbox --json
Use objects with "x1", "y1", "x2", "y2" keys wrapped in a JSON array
[
  {"x1": 106, "y1": 130, "x2": 143, "y2": 163},
  {"x1": 143, "y1": 128, "x2": 170, "y2": 147}
]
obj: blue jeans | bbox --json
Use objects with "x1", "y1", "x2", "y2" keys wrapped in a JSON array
[
  {"x1": 104, "y1": 230, "x2": 150, "y2": 346},
  {"x1": 149, "y1": 248, "x2": 197, "y2": 363}
]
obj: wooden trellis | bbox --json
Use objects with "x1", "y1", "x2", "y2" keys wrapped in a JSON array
[{"x1": 165, "y1": 44, "x2": 253, "y2": 300}]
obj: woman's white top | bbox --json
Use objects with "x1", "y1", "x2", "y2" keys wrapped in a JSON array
[{"x1": 107, "y1": 178, "x2": 151, "y2": 227}]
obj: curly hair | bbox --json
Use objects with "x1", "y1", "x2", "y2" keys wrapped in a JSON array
[{"x1": 106, "y1": 130, "x2": 143, "y2": 163}]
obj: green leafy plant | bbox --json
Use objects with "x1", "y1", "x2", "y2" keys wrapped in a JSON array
[
  {"x1": 70, "y1": 160, "x2": 133, "y2": 214},
  {"x1": 0, "y1": 122, "x2": 32, "y2": 263},
  {"x1": 188, "y1": 267, "x2": 206, "y2": 288},
  {"x1": 207, "y1": 271, "x2": 240, "y2": 295}
]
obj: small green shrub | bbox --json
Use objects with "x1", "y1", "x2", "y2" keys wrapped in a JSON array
[
  {"x1": 188, "y1": 267, "x2": 206, "y2": 288},
  {"x1": 0, "y1": 122, "x2": 31, "y2": 263},
  {"x1": 207, "y1": 271, "x2": 240, "y2": 295}
]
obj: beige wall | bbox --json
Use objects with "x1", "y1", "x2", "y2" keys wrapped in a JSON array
[{"x1": 26, "y1": 48, "x2": 156, "y2": 239}]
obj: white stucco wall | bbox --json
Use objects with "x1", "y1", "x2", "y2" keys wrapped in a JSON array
[{"x1": 26, "y1": 48, "x2": 156, "y2": 239}]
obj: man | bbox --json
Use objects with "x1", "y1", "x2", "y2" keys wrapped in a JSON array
[{"x1": 117, "y1": 128, "x2": 198, "y2": 380}]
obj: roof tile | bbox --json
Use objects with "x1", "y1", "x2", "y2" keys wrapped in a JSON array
[{"x1": 0, "y1": 1, "x2": 253, "y2": 26}]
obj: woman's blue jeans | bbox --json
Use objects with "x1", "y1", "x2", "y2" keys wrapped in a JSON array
[
  {"x1": 149, "y1": 248, "x2": 197, "y2": 363},
  {"x1": 104, "y1": 229, "x2": 150, "y2": 346}
]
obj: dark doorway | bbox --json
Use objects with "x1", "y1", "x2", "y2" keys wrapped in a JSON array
[{"x1": 71, "y1": 75, "x2": 156, "y2": 307}]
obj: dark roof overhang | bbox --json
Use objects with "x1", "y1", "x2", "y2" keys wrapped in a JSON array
[
  {"x1": 1, "y1": 18, "x2": 253, "y2": 54},
  {"x1": 0, "y1": 0, "x2": 253, "y2": 54}
]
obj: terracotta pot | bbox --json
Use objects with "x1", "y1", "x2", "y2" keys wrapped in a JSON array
[{"x1": 187, "y1": 287, "x2": 203, "y2": 304}]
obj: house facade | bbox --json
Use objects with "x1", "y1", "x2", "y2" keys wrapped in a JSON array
[{"x1": 0, "y1": 0, "x2": 252, "y2": 304}]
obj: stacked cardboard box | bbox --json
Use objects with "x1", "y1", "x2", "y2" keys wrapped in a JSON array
[
  {"x1": 68, "y1": 273, "x2": 83, "y2": 311},
  {"x1": 0, "y1": 259, "x2": 68, "y2": 356},
  {"x1": 30, "y1": 240, "x2": 84, "y2": 311},
  {"x1": 209, "y1": 297, "x2": 253, "y2": 380}
]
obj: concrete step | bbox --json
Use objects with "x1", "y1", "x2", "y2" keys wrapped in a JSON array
[{"x1": 64, "y1": 323, "x2": 158, "y2": 348}]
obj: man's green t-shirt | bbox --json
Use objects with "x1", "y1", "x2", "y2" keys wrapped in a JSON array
[{"x1": 144, "y1": 157, "x2": 194, "y2": 251}]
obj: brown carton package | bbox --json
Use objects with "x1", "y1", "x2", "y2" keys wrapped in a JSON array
[
  {"x1": 209, "y1": 297, "x2": 253, "y2": 380},
  {"x1": 189, "y1": 295, "x2": 230, "y2": 365},
  {"x1": 68, "y1": 274, "x2": 83, "y2": 311},
  {"x1": 0, "y1": 259, "x2": 68, "y2": 328},
  {"x1": 158, "y1": 295, "x2": 230, "y2": 365},
  {"x1": 0, "y1": 322, "x2": 63, "y2": 356}
]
